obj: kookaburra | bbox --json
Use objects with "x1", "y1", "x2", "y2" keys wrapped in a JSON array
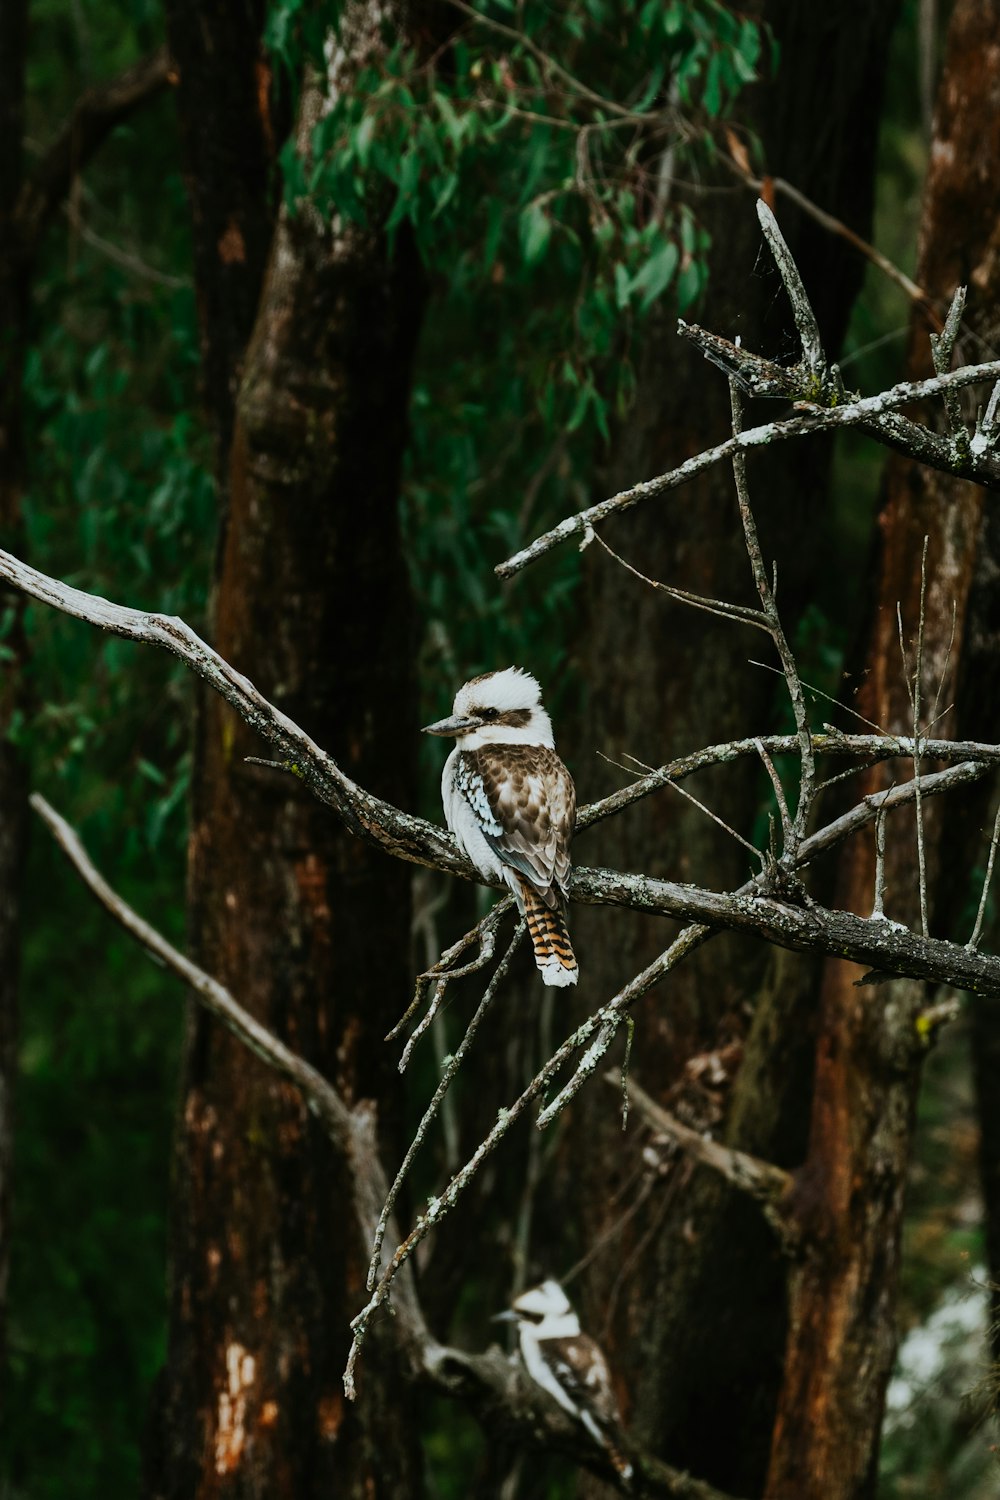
[
  {"x1": 497, "y1": 1280, "x2": 632, "y2": 1481},
  {"x1": 422, "y1": 667, "x2": 577, "y2": 986}
]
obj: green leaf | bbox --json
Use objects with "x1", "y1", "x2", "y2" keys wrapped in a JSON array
[
  {"x1": 703, "y1": 51, "x2": 724, "y2": 117},
  {"x1": 519, "y1": 201, "x2": 551, "y2": 265},
  {"x1": 632, "y1": 240, "x2": 679, "y2": 310}
]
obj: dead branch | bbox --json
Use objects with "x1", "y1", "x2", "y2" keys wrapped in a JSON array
[
  {"x1": 5, "y1": 550, "x2": 1000, "y2": 999},
  {"x1": 497, "y1": 201, "x2": 1000, "y2": 585},
  {"x1": 17, "y1": 46, "x2": 173, "y2": 258},
  {"x1": 579, "y1": 731, "x2": 1000, "y2": 831},
  {"x1": 367, "y1": 923, "x2": 525, "y2": 1290},
  {"x1": 605, "y1": 1070, "x2": 794, "y2": 1245},
  {"x1": 756, "y1": 200, "x2": 825, "y2": 376},
  {"x1": 496, "y1": 357, "x2": 1000, "y2": 580},
  {"x1": 29, "y1": 792, "x2": 353, "y2": 1148},
  {"x1": 389, "y1": 897, "x2": 514, "y2": 1066},
  {"x1": 729, "y1": 379, "x2": 815, "y2": 846}
]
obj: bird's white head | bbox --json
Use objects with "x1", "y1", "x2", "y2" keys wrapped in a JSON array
[
  {"x1": 509, "y1": 1280, "x2": 580, "y2": 1336},
  {"x1": 422, "y1": 667, "x2": 555, "y2": 750}
]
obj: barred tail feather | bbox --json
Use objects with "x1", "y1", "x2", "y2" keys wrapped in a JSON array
[
  {"x1": 519, "y1": 880, "x2": 578, "y2": 987},
  {"x1": 578, "y1": 1412, "x2": 633, "y2": 1486}
]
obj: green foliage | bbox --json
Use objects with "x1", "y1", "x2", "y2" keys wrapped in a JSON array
[
  {"x1": 5, "y1": 11, "x2": 210, "y2": 1496},
  {"x1": 270, "y1": 0, "x2": 763, "y2": 754}
]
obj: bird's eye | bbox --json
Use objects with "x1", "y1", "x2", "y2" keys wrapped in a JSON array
[{"x1": 481, "y1": 707, "x2": 499, "y2": 720}]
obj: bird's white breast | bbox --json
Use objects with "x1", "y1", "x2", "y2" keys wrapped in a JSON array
[{"x1": 442, "y1": 748, "x2": 507, "y2": 886}]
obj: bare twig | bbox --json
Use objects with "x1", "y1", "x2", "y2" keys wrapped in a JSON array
[
  {"x1": 905, "y1": 541, "x2": 931, "y2": 937},
  {"x1": 392, "y1": 898, "x2": 515, "y2": 1071},
  {"x1": 412, "y1": 872, "x2": 461, "y2": 1170},
  {"x1": 592, "y1": 530, "x2": 770, "y2": 632},
  {"x1": 756, "y1": 738, "x2": 793, "y2": 852},
  {"x1": 367, "y1": 923, "x2": 525, "y2": 1291},
  {"x1": 929, "y1": 285, "x2": 968, "y2": 438},
  {"x1": 663, "y1": 775, "x2": 765, "y2": 866},
  {"x1": 925, "y1": 595, "x2": 958, "y2": 738},
  {"x1": 796, "y1": 760, "x2": 987, "y2": 867},
  {"x1": 755, "y1": 200, "x2": 825, "y2": 377},
  {"x1": 31, "y1": 793, "x2": 353, "y2": 1149},
  {"x1": 619, "y1": 1016, "x2": 635, "y2": 1132},
  {"x1": 580, "y1": 731, "x2": 1000, "y2": 832},
  {"x1": 872, "y1": 808, "x2": 888, "y2": 921},
  {"x1": 391, "y1": 894, "x2": 515, "y2": 1042},
  {"x1": 709, "y1": 144, "x2": 932, "y2": 312},
  {"x1": 915, "y1": 546, "x2": 929, "y2": 936},
  {"x1": 729, "y1": 381, "x2": 815, "y2": 847},
  {"x1": 542, "y1": 759, "x2": 992, "y2": 1132},
  {"x1": 345, "y1": 933, "x2": 703, "y2": 1393},
  {"x1": 968, "y1": 798, "x2": 1000, "y2": 952},
  {"x1": 973, "y1": 377, "x2": 1000, "y2": 457}
]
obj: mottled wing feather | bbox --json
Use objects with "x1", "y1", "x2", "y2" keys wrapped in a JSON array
[
  {"x1": 460, "y1": 746, "x2": 575, "y2": 907},
  {"x1": 543, "y1": 1334, "x2": 620, "y2": 1429}
]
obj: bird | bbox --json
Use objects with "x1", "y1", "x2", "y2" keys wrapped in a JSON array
[
  {"x1": 422, "y1": 667, "x2": 578, "y2": 986},
  {"x1": 496, "y1": 1279, "x2": 632, "y2": 1481}
]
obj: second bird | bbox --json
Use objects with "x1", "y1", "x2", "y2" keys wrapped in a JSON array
[{"x1": 422, "y1": 667, "x2": 578, "y2": 986}]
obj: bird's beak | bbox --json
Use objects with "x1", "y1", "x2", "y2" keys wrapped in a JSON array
[
  {"x1": 490, "y1": 1309, "x2": 519, "y2": 1324},
  {"x1": 421, "y1": 714, "x2": 482, "y2": 737}
]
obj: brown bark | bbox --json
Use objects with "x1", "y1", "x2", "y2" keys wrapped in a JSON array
[
  {"x1": 569, "y1": 5, "x2": 900, "y2": 1496},
  {"x1": 162, "y1": 1, "x2": 275, "y2": 468},
  {"x1": 925, "y1": 8, "x2": 1000, "y2": 1390},
  {"x1": 151, "y1": 31, "x2": 428, "y2": 1499},
  {"x1": 953, "y1": 495, "x2": 1000, "y2": 1374},
  {"x1": 767, "y1": 5, "x2": 1000, "y2": 1495}
]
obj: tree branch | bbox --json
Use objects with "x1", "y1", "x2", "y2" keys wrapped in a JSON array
[
  {"x1": 756, "y1": 200, "x2": 825, "y2": 377},
  {"x1": 579, "y1": 732, "x2": 1000, "y2": 831},
  {"x1": 1, "y1": 545, "x2": 466, "y2": 875},
  {"x1": 606, "y1": 1070, "x2": 794, "y2": 1244},
  {"x1": 675, "y1": 320, "x2": 1000, "y2": 502},
  {"x1": 5, "y1": 549, "x2": 1000, "y2": 1001},
  {"x1": 495, "y1": 356, "x2": 1000, "y2": 580},
  {"x1": 29, "y1": 791, "x2": 354, "y2": 1146},
  {"x1": 572, "y1": 863, "x2": 1000, "y2": 994},
  {"x1": 17, "y1": 46, "x2": 173, "y2": 258}
]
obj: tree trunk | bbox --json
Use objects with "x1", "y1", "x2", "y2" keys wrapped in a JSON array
[
  {"x1": 918, "y1": 0, "x2": 1000, "y2": 1392},
  {"x1": 767, "y1": 4, "x2": 1000, "y2": 1494},
  {"x1": 569, "y1": 5, "x2": 899, "y2": 1495},
  {"x1": 151, "y1": 24, "x2": 428, "y2": 1499},
  {"x1": 163, "y1": 0, "x2": 275, "y2": 471}
]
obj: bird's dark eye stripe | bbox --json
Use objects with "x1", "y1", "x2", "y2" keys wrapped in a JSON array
[{"x1": 480, "y1": 706, "x2": 499, "y2": 720}]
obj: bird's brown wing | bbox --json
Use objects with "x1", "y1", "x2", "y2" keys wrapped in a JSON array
[
  {"x1": 542, "y1": 1333, "x2": 621, "y2": 1429},
  {"x1": 461, "y1": 745, "x2": 575, "y2": 908}
]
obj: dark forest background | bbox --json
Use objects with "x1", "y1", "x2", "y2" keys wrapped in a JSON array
[{"x1": 2, "y1": 1, "x2": 999, "y2": 1496}]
